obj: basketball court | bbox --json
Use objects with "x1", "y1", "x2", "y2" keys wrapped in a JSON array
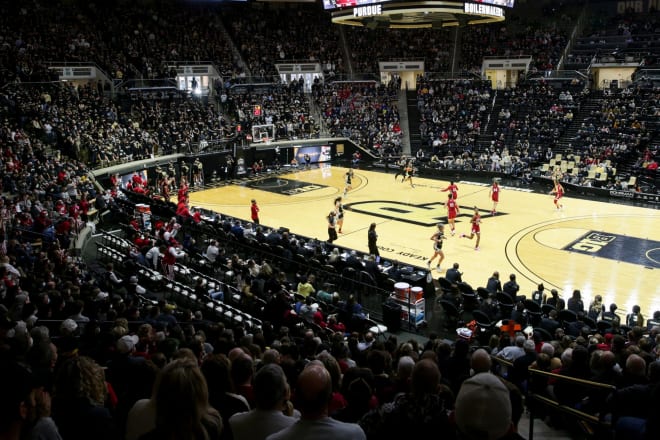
[{"x1": 189, "y1": 164, "x2": 660, "y2": 319}]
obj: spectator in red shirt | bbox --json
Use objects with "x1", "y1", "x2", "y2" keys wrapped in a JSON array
[
  {"x1": 176, "y1": 201, "x2": 190, "y2": 222},
  {"x1": 191, "y1": 208, "x2": 202, "y2": 224}
]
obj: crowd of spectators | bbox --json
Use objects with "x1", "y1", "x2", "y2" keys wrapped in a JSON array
[
  {"x1": 228, "y1": 82, "x2": 318, "y2": 142},
  {"x1": 436, "y1": 271, "x2": 660, "y2": 436},
  {"x1": 343, "y1": 27, "x2": 453, "y2": 76},
  {"x1": 566, "y1": 9, "x2": 660, "y2": 71},
  {"x1": 3, "y1": 193, "x2": 660, "y2": 440},
  {"x1": 0, "y1": 3, "x2": 658, "y2": 439},
  {"x1": 415, "y1": 78, "x2": 491, "y2": 158},
  {"x1": 459, "y1": 21, "x2": 570, "y2": 76},
  {"x1": 0, "y1": 0, "x2": 242, "y2": 85},
  {"x1": 1, "y1": 80, "x2": 236, "y2": 168},
  {"x1": 222, "y1": 3, "x2": 344, "y2": 79},
  {"x1": 316, "y1": 80, "x2": 403, "y2": 157},
  {"x1": 491, "y1": 81, "x2": 580, "y2": 152},
  {"x1": 538, "y1": 85, "x2": 658, "y2": 190}
]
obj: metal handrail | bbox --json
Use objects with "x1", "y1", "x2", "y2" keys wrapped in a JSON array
[{"x1": 491, "y1": 356, "x2": 617, "y2": 439}]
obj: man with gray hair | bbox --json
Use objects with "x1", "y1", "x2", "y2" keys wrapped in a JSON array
[
  {"x1": 540, "y1": 342, "x2": 555, "y2": 358},
  {"x1": 622, "y1": 354, "x2": 647, "y2": 387},
  {"x1": 508, "y1": 340, "x2": 537, "y2": 389},
  {"x1": 393, "y1": 356, "x2": 415, "y2": 397},
  {"x1": 497, "y1": 335, "x2": 527, "y2": 362}
]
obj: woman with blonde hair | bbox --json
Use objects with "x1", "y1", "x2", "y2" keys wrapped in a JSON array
[
  {"x1": 52, "y1": 356, "x2": 119, "y2": 440},
  {"x1": 140, "y1": 358, "x2": 222, "y2": 440}
]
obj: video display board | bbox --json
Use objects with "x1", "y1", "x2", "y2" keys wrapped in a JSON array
[
  {"x1": 322, "y1": 0, "x2": 391, "y2": 10},
  {"x1": 293, "y1": 145, "x2": 332, "y2": 163},
  {"x1": 323, "y1": 0, "x2": 515, "y2": 10}
]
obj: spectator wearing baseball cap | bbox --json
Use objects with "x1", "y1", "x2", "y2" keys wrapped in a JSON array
[
  {"x1": 454, "y1": 372, "x2": 521, "y2": 439},
  {"x1": 56, "y1": 319, "x2": 79, "y2": 360},
  {"x1": 107, "y1": 334, "x2": 148, "y2": 433}
]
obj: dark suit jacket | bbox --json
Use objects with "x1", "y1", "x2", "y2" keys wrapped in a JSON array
[
  {"x1": 445, "y1": 268, "x2": 462, "y2": 284},
  {"x1": 539, "y1": 317, "x2": 560, "y2": 335},
  {"x1": 486, "y1": 277, "x2": 502, "y2": 293},
  {"x1": 346, "y1": 255, "x2": 364, "y2": 272}
]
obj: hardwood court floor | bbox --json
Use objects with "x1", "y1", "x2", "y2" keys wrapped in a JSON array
[{"x1": 189, "y1": 165, "x2": 660, "y2": 318}]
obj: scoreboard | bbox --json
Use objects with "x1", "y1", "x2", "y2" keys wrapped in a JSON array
[
  {"x1": 327, "y1": 0, "x2": 513, "y2": 28},
  {"x1": 323, "y1": 0, "x2": 515, "y2": 10},
  {"x1": 322, "y1": 0, "x2": 391, "y2": 10}
]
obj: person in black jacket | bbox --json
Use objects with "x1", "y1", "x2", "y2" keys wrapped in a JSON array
[
  {"x1": 367, "y1": 223, "x2": 379, "y2": 257},
  {"x1": 567, "y1": 289, "x2": 585, "y2": 314},
  {"x1": 486, "y1": 271, "x2": 502, "y2": 294},
  {"x1": 503, "y1": 274, "x2": 520, "y2": 300},
  {"x1": 539, "y1": 309, "x2": 561, "y2": 335},
  {"x1": 445, "y1": 263, "x2": 463, "y2": 284}
]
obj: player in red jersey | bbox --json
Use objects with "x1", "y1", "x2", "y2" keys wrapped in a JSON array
[
  {"x1": 460, "y1": 206, "x2": 481, "y2": 250},
  {"x1": 488, "y1": 179, "x2": 500, "y2": 215},
  {"x1": 550, "y1": 180, "x2": 564, "y2": 210},
  {"x1": 445, "y1": 193, "x2": 460, "y2": 236},
  {"x1": 441, "y1": 181, "x2": 459, "y2": 200},
  {"x1": 251, "y1": 199, "x2": 260, "y2": 224}
]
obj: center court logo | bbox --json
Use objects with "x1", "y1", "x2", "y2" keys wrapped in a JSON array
[
  {"x1": 564, "y1": 230, "x2": 660, "y2": 268},
  {"x1": 566, "y1": 231, "x2": 617, "y2": 253},
  {"x1": 347, "y1": 200, "x2": 503, "y2": 227}
]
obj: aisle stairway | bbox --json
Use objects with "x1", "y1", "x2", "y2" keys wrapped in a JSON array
[
  {"x1": 474, "y1": 90, "x2": 503, "y2": 155},
  {"x1": 406, "y1": 90, "x2": 422, "y2": 153},
  {"x1": 397, "y1": 89, "x2": 411, "y2": 155},
  {"x1": 555, "y1": 91, "x2": 604, "y2": 155}
]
